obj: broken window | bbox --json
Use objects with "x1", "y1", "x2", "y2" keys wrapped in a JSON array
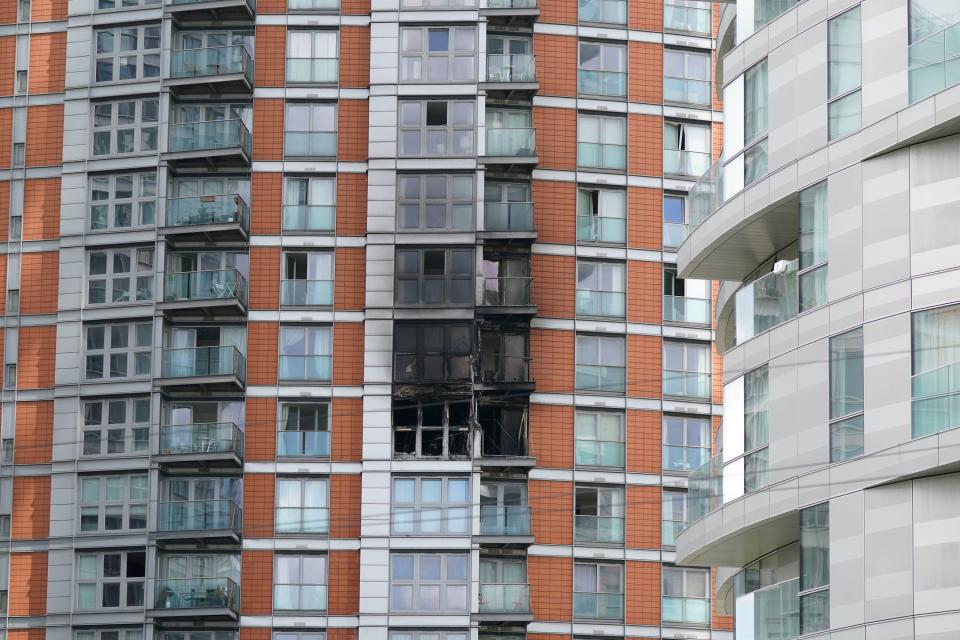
[
  {"x1": 477, "y1": 404, "x2": 527, "y2": 457},
  {"x1": 478, "y1": 331, "x2": 530, "y2": 383},
  {"x1": 394, "y1": 323, "x2": 472, "y2": 383},
  {"x1": 395, "y1": 247, "x2": 474, "y2": 306},
  {"x1": 393, "y1": 398, "x2": 472, "y2": 459},
  {"x1": 480, "y1": 252, "x2": 531, "y2": 306}
]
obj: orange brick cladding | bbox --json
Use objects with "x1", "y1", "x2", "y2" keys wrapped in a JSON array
[
  {"x1": 13, "y1": 400, "x2": 53, "y2": 464},
  {"x1": 529, "y1": 479, "x2": 572, "y2": 545},
  {"x1": 627, "y1": 260, "x2": 662, "y2": 324},
  {"x1": 628, "y1": 114, "x2": 662, "y2": 177},
  {"x1": 538, "y1": 0, "x2": 576, "y2": 24},
  {"x1": 0, "y1": 38, "x2": 13, "y2": 95},
  {"x1": 18, "y1": 325, "x2": 56, "y2": 389},
  {"x1": 333, "y1": 322, "x2": 364, "y2": 385},
  {"x1": 254, "y1": 26, "x2": 285, "y2": 87},
  {"x1": 630, "y1": 0, "x2": 664, "y2": 31},
  {"x1": 243, "y1": 474, "x2": 275, "y2": 538},
  {"x1": 335, "y1": 247, "x2": 365, "y2": 310},
  {"x1": 252, "y1": 99, "x2": 284, "y2": 161},
  {"x1": 534, "y1": 34, "x2": 577, "y2": 97},
  {"x1": 249, "y1": 246, "x2": 280, "y2": 309},
  {"x1": 340, "y1": 26, "x2": 371, "y2": 88},
  {"x1": 9, "y1": 552, "x2": 47, "y2": 615},
  {"x1": 625, "y1": 561, "x2": 661, "y2": 625},
  {"x1": 23, "y1": 177, "x2": 60, "y2": 240},
  {"x1": 627, "y1": 409, "x2": 662, "y2": 474},
  {"x1": 26, "y1": 104, "x2": 63, "y2": 167},
  {"x1": 628, "y1": 186, "x2": 663, "y2": 250},
  {"x1": 530, "y1": 328, "x2": 574, "y2": 394},
  {"x1": 332, "y1": 397, "x2": 362, "y2": 462},
  {"x1": 241, "y1": 551, "x2": 273, "y2": 614},
  {"x1": 31, "y1": 0, "x2": 66, "y2": 21},
  {"x1": 627, "y1": 334, "x2": 661, "y2": 398},
  {"x1": 251, "y1": 172, "x2": 281, "y2": 235},
  {"x1": 336, "y1": 172, "x2": 367, "y2": 235},
  {"x1": 246, "y1": 322, "x2": 278, "y2": 385},
  {"x1": 629, "y1": 41, "x2": 662, "y2": 104},
  {"x1": 529, "y1": 403, "x2": 573, "y2": 469},
  {"x1": 244, "y1": 396, "x2": 277, "y2": 462},
  {"x1": 12, "y1": 476, "x2": 50, "y2": 539},
  {"x1": 328, "y1": 550, "x2": 360, "y2": 614},
  {"x1": 337, "y1": 99, "x2": 369, "y2": 162},
  {"x1": 0, "y1": 108, "x2": 11, "y2": 169},
  {"x1": 529, "y1": 556, "x2": 572, "y2": 620},
  {"x1": 28, "y1": 32, "x2": 66, "y2": 94},
  {"x1": 531, "y1": 254, "x2": 574, "y2": 318},
  {"x1": 330, "y1": 473, "x2": 361, "y2": 538},
  {"x1": 532, "y1": 179, "x2": 576, "y2": 245},
  {"x1": 533, "y1": 106, "x2": 576, "y2": 171},
  {"x1": 20, "y1": 252, "x2": 58, "y2": 314},
  {"x1": 626, "y1": 485, "x2": 661, "y2": 549}
]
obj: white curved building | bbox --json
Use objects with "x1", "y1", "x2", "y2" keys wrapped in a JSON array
[{"x1": 676, "y1": 0, "x2": 960, "y2": 637}]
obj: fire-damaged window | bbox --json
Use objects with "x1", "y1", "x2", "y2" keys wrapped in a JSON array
[
  {"x1": 394, "y1": 323, "x2": 472, "y2": 383},
  {"x1": 480, "y1": 252, "x2": 531, "y2": 307},
  {"x1": 393, "y1": 398, "x2": 472, "y2": 459},
  {"x1": 478, "y1": 330, "x2": 530, "y2": 383},
  {"x1": 477, "y1": 403, "x2": 527, "y2": 457}
]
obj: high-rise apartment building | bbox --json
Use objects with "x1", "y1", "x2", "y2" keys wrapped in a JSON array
[
  {"x1": 676, "y1": 0, "x2": 960, "y2": 638},
  {"x1": 0, "y1": 1, "x2": 728, "y2": 640}
]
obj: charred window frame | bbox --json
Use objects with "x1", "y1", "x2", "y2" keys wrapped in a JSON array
[
  {"x1": 478, "y1": 330, "x2": 530, "y2": 383},
  {"x1": 393, "y1": 323, "x2": 473, "y2": 383},
  {"x1": 477, "y1": 402, "x2": 527, "y2": 457},
  {"x1": 395, "y1": 247, "x2": 475, "y2": 306},
  {"x1": 393, "y1": 398, "x2": 472, "y2": 459}
]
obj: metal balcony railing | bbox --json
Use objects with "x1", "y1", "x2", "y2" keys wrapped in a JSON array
[
  {"x1": 663, "y1": 295, "x2": 711, "y2": 325},
  {"x1": 687, "y1": 452, "x2": 722, "y2": 523},
  {"x1": 576, "y1": 215, "x2": 626, "y2": 244}
]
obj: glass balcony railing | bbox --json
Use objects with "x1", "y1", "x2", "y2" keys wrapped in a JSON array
[
  {"x1": 664, "y1": 149, "x2": 711, "y2": 177},
  {"x1": 663, "y1": 444, "x2": 710, "y2": 473},
  {"x1": 170, "y1": 46, "x2": 252, "y2": 82},
  {"x1": 576, "y1": 290, "x2": 625, "y2": 318},
  {"x1": 663, "y1": 295, "x2": 711, "y2": 325},
  {"x1": 574, "y1": 515, "x2": 624, "y2": 543},
  {"x1": 479, "y1": 505, "x2": 531, "y2": 536},
  {"x1": 578, "y1": 142, "x2": 626, "y2": 171},
  {"x1": 912, "y1": 360, "x2": 960, "y2": 438},
  {"x1": 663, "y1": 370, "x2": 711, "y2": 399},
  {"x1": 157, "y1": 499, "x2": 242, "y2": 533},
  {"x1": 486, "y1": 128, "x2": 536, "y2": 156},
  {"x1": 161, "y1": 346, "x2": 246, "y2": 382},
  {"x1": 736, "y1": 578, "x2": 800, "y2": 640},
  {"x1": 754, "y1": 0, "x2": 799, "y2": 31},
  {"x1": 286, "y1": 58, "x2": 338, "y2": 84},
  {"x1": 486, "y1": 0, "x2": 537, "y2": 7},
  {"x1": 280, "y1": 280, "x2": 333, "y2": 306},
  {"x1": 663, "y1": 595, "x2": 710, "y2": 625},
  {"x1": 664, "y1": 1, "x2": 711, "y2": 33},
  {"x1": 287, "y1": 0, "x2": 338, "y2": 7},
  {"x1": 664, "y1": 78, "x2": 711, "y2": 106},
  {"x1": 282, "y1": 205, "x2": 335, "y2": 232},
  {"x1": 277, "y1": 430, "x2": 331, "y2": 457},
  {"x1": 577, "y1": 216, "x2": 625, "y2": 244},
  {"x1": 575, "y1": 365, "x2": 626, "y2": 393},
  {"x1": 662, "y1": 519, "x2": 684, "y2": 546},
  {"x1": 574, "y1": 439, "x2": 625, "y2": 467},
  {"x1": 909, "y1": 19, "x2": 960, "y2": 103},
  {"x1": 487, "y1": 54, "x2": 536, "y2": 82},
  {"x1": 285, "y1": 132, "x2": 336, "y2": 157},
  {"x1": 687, "y1": 452, "x2": 722, "y2": 524},
  {"x1": 477, "y1": 354, "x2": 532, "y2": 384},
  {"x1": 164, "y1": 270, "x2": 247, "y2": 305},
  {"x1": 734, "y1": 260, "x2": 799, "y2": 346},
  {"x1": 154, "y1": 578, "x2": 239, "y2": 611},
  {"x1": 279, "y1": 355, "x2": 332, "y2": 381},
  {"x1": 484, "y1": 202, "x2": 534, "y2": 231},
  {"x1": 578, "y1": 70, "x2": 627, "y2": 97},
  {"x1": 663, "y1": 222, "x2": 688, "y2": 248},
  {"x1": 687, "y1": 158, "x2": 723, "y2": 230},
  {"x1": 159, "y1": 422, "x2": 244, "y2": 457},
  {"x1": 169, "y1": 119, "x2": 251, "y2": 156},
  {"x1": 479, "y1": 584, "x2": 530, "y2": 614},
  {"x1": 578, "y1": 0, "x2": 626, "y2": 24},
  {"x1": 166, "y1": 194, "x2": 250, "y2": 230},
  {"x1": 480, "y1": 276, "x2": 532, "y2": 306},
  {"x1": 573, "y1": 592, "x2": 624, "y2": 620}
]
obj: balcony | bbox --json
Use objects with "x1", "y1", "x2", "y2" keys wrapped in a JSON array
[
  {"x1": 664, "y1": 77, "x2": 711, "y2": 107},
  {"x1": 478, "y1": 505, "x2": 532, "y2": 543},
  {"x1": 575, "y1": 365, "x2": 626, "y2": 394},
  {"x1": 484, "y1": 128, "x2": 537, "y2": 165},
  {"x1": 476, "y1": 353, "x2": 533, "y2": 391},
  {"x1": 282, "y1": 205, "x2": 335, "y2": 233},
  {"x1": 485, "y1": 54, "x2": 537, "y2": 97},
  {"x1": 160, "y1": 270, "x2": 248, "y2": 316},
  {"x1": 162, "y1": 193, "x2": 249, "y2": 242},
  {"x1": 155, "y1": 500, "x2": 242, "y2": 543},
  {"x1": 287, "y1": 58, "x2": 338, "y2": 84},
  {"x1": 735, "y1": 578, "x2": 800, "y2": 640},
  {"x1": 687, "y1": 453, "x2": 721, "y2": 524},
  {"x1": 574, "y1": 439, "x2": 625, "y2": 468},
  {"x1": 165, "y1": 0, "x2": 255, "y2": 22},
  {"x1": 578, "y1": 70, "x2": 626, "y2": 98},
  {"x1": 167, "y1": 46, "x2": 253, "y2": 95},
  {"x1": 576, "y1": 289, "x2": 625, "y2": 318},
  {"x1": 664, "y1": 149, "x2": 711, "y2": 178},
  {"x1": 732, "y1": 260, "x2": 799, "y2": 347},
  {"x1": 158, "y1": 346, "x2": 246, "y2": 391},
  {"x1": 152, "y1": 578, "x2": 239, "y2": 619},
  {"x1": 157, "y1": 422, "x2": 244, "y2": 466},
  {"x1": 912, "y1": 361, "x2": 960, "y2": 439},
  {"x1": 574, "y1": 515, "x2": 624, "y2": 544},
  {"x1": 279, "y1": 355, "x2": 332, "y2": 382},
  {"x1": 664, "y1": 1, "x2": 711, "y2": 34},
  {"x1": 577, "y1": 215, "x2": 625, "y2": 244},
  {"x1": 663, "y1": 369, "x2": 711, "y2": 400},
  {"x1": 909, "y1": 17, "x2": 960, "y2": 102},
  {"x1": 478, "y1": 276, "x2": 535, "y2": 314},
  {"x1": 481, "y1": 0, "x2": 539, "y2": 25},
  {"x1": 483, "y1": 202, "x2": 535, "y2": 238},
  {"x1": 280, "y1": 279, "x2": 333, "y2": 307},
  {"x1": 165, "y1": 119, "x2": 251, "y2": 166},
  {"x1": 687, "y1": 158, "x2": 723, "y2": 231},
  {"x1": 663, "y1": 295, "x2": 711, "y2": 325},
  {"x1": 477, "y1": 584, "x2": 532, "y2": 621},
  {"x1": 277, "y1": 430, "x2": 331, "y2": 458},
  {"x1": 573, "y1": 592, "x2": 623, "y2": 621}
]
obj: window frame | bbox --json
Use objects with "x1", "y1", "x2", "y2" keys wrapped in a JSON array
[
  {"x1": 393, "y1": 323, "x2": 473, "y2": 383},
  {"x1": 84, "y1": 322, "x2": 153, "y2": 381},
  {"x1": 389, "y1": 552, "x2": 470, "y2": 613},
  {"x1": 661, "y1": 488, "x2": 687, "y2": 547},
  {"x1": 284, "y1": 103, "x2": 337, "y2": 158},
  {"x1": 395, "y1": 247, "x2": 474, "y2": 307},
  {"x1": 577, "y1": 40, "x2": 626, "y2": 98},
  {"x1": 663, "y1": 47, "x2": 711, "y2": 106},
  {"x1": 743, "y1": 59, "x2": 769, "y2": 185},
  {"x1": 391, "y1": 475, "x2": 470, "y2": 535},
  {"x1": 662, "y1": 414, "x2": 710, "y2": 473},
  {"x1": 799, "y1": 502, "x2": 830, "y2": 634},
  {"x1": 392, "y1": 397, "x2": 472, "y2": 459},
  {"x1": 86, "y1": 247, "x2": 155, "y2": 306},
  {"x1": 276, "y1": 477, "x2": 329, "y2": 534},
  {"x1": 278, "y1": 401, "x2": 331, "y2": 458},
  {"x1": 662, "y1": 566, "x2": 710, "y2": 625},
  {"x1": 281, "y1": 251, "x2": 334, "y2": 307},
  {"x1": 273, "y1": 554, "x2": 328, "y2": 611},
  {"x1": 399, "y1": 26, "x2": 477, "y2": 83},
  {"x1": 398, "y1": 173, "x2": 475, "y2": 231},
  {"x1": 827, "y1": 6, "x2": 862, "y2": 141},
  {"x1": 575, "y1": 259, "x2": 626, "y2": 318},
  {"x1": 578, "y1": 0, "x2": 627, "y2": 25},
  {"x1": 574, "y1": 333, "x2": 626, "y2": 394},
  {"x1": 662, "y1": 339, "x2": 711, "y2": 399},
  {"x1": 577, "y1": 113, "x2": 627, "y2": 171},
  {"x1": 75, "y1": 629, "x2": 144, "y2": 640},
  {"x1": 574, "y1": 409, "x2": 625, "y2": 468},
  {"x1": 94, "y1": 26, "x2": 161, "y2": 84},
  {"x1": 829, "y1": 327, "x2": 864, "y2": 462},
  {"x1": 76, "y1": 550, "x2": 146, "y2": 610},
  {"x1": 82, "y1": 397, "x2": 151, "y2": 457},
  {"x1": 398, "y1": 99, "x2": 476, "y2": 157},
  {"x1": 279, "y1": 325, "x2": 333, "y2": 382},
  {"x1": 286, "y1": 30, "x2": 339, "y2": 85},
  {"x1": 91, "y1": 98, "x2": 160, "y2": 158},
  {"x1": 79, "y1": 474, "x2": 148, "y2": 533},
  {"x1": 89, "y1": 172, "x2": 157, "y2": 231},
  {"x1": 574, "y1": 484, "x2": 625, "y2": 544},
  {"x1": 283, "y1": 175, "x2": 336, "y2": 233},
  {"x1": 573, "y1": 561, "x2": 624, "y2": 620}
]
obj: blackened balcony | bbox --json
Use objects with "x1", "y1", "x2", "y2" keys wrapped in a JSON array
[
  {"x1": 158, "y1": 346, "x2": 246, "y2": 391},
  {"x1": 167, "y1": 46, "x2": 253, "y2": 95},
  {"x1": 478, "y1": 276, "x2": 535, "y2": 315},
  {"x1": 157, "y1": 422, "x2": 244, "y2": 467},
  {"x1": 162, "y1": 193, "x2": 250, "y2": 242}
]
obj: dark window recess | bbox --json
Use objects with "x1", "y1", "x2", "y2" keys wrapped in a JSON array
[
  {"x1": 480, "y1": 253, "x2": 531, "y2": 306},
  {"x1": 426, "y1": 101, "x2": 447, "y2": 126},
  {"x1": 478, "y1": 404, "x2": 527, "y2": 457},
  {"x1": 478, "y1": 331, "x2": 530, "y2": 383},
  {"x1": 394, "y1": 323, "x2": 472, "y2": 383},
  {"x1": 393, "y1": 398, "x2": 472, "y2": 459}
]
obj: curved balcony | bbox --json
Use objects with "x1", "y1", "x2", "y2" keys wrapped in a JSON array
[
  {"x1": 162, "y1": 193, "x2": 249, "y2": 242},
  {"x1": 165, "y1": 119, "x2": 251, "y2": 167},
  {"x1": 152, "y1": 577, "x2": 239, "y2": 620},
  {"x1": 157, "y1": 422, "x2": 244, "y2": 466},
  {"x1": 735, "y1": 578, "x2": 800, "y2": 640},
  {"x1": 165, "y1": 0, "x2": 255, "y2": 22},
  {"x1": 484, "y1": 128, "x2": 537, "y2": 165},
  {"x1": 478, "y1": 276, "x2": 535, "y2": 315},
  {"x1": 159, "y1": 269, "x2": 248, "y2": 316},
  {"x1": 167, "y1": 46, "x2": 253, "y2": 95},
  {"x1": 158, "y1": 346, "x2": 246, "y2": 391},
  {"x1": 155, "y1": 499, "x2": 242, "y2": 543}
]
